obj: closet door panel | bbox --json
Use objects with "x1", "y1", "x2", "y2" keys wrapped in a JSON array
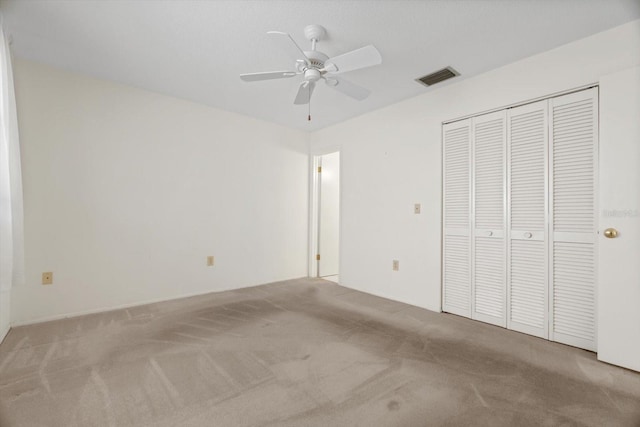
[
  {"x1": 443, "y1": 119, "x2": 472, "y2": 318},
  {"x1": 472, "y1": 111, "x2": 506, "y2": 326},
  {"x1": 474, "y1": 237, "x2": 505, "y2": 323},
  {"x1": 507, "y1": 100, "x2": 549, "y2": 339},
  {"x1": 550, "y1": 88, "x2": 598, "y2": 351},
  {"x1": 510, "y1": 239, "x2": 546, "y2": 333}
]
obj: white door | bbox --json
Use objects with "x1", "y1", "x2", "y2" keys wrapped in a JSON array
[
  {"x1": 598, "y1": 66, "x2": 640, "y2": 371},
  {"x1": 318, "y1": 152, "x2": 340, "y2": 278},
  {"x1": 442, "y1": 119, "x2": 472, "y2": 318},
  {"x1": 549, "y1": 88, "x2": 598, "y2": 351},
  {"x1": 472, "y1": 111, "x2": 507, "y2": 327},
  {"x1": 507, "y1": 100, "x2": 549, "y2": 339}
]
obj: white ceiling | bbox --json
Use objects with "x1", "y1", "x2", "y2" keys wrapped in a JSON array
[{"x1": 2, "y1": 1, "x2": 639, "y2": 131}]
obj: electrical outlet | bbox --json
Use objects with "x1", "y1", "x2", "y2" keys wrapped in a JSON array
[
  {"x1": 392, "y1": 260, "x2": 399, "y2": 271},
  {"x1": 207, "y1": 256, "x2": 215, "y2": 266},
  {"x1": 414, "y1": 203, "x2": 421, "y2": 214},
  {"x1": 42, "y1": 272, "x2": 53, "y2": 285}
]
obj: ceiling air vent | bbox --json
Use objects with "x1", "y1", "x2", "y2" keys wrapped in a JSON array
[{"x1": 415, "y1": 67, "x2": 459, "y2": 87}]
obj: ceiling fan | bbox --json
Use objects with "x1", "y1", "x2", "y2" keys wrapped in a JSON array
[{"x1": 240, "y1": 24, "x2": 382, "y2": 113}]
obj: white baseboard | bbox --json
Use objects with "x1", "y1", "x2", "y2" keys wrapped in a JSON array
[
  {"x1": 0, "y1": 324, "x2": 9, "y2": 345},
  {"x1": 336, "y1": 280, "x2": 441, "y2": 313},
  {"x1": 0, "y1": 288, "x2": 10, "y2": 343},
  {"x1": 10, "y1": 276, "x2": 308, "y2": 327},
  {"x1": 11, "y1": 284, "x2": 243, "y2": 327}
]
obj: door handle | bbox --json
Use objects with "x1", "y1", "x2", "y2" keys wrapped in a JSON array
[
  {"x1": 524, "y1": 232, "x2": 532, "y2": 239},
  {"x1": 604, "y1": 228, "x2": 619, "y2": 238}
]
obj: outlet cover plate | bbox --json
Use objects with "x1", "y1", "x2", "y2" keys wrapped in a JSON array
[{"x1": 42, "y1": 272, "x2": 53, "y2": 285}]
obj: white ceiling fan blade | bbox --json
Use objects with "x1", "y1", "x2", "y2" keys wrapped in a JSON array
[
  {"x1": 240, "y1": 71, "x2": 297, "y2": 82},
  {"x1": 267, "y1": 31, "x2": 309, "y2": 64},
  {"x1": 294, "y1": 81, "x2": 315, "y2": 105},
  {"x1": 324, "y1": 45, "x2": 382, "y2": 74},
  {"x1": 325, "y1": 77, "x2": 370, "y2": 101}
]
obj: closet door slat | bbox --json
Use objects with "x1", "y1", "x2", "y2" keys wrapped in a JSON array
[
  {"x1": 443, "y1": 119, "x2": 472, "y2": 318},
  {"x1": 507, "y1": 100, "x2": 549, "y2": 339},
  {"x1": 472, "y1": 111, "x2": 506, "y2": 326},
  {"x1": 550, "y1": 88, "x2": 598, "y2": 351}
]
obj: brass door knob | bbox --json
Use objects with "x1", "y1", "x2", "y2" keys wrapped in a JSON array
[{"x1": 604, "y1": 228, "x2": 619, "y2": 238}]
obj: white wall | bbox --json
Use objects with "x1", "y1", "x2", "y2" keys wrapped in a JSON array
[
  {"x1": 11, "y1": 59, "x2": 309, "y2": 325},
  {"x1": 309, "y1": 20, "x2": 640, "y2": 317}
]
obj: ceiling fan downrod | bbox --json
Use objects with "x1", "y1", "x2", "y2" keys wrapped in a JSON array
[{"x1": 304, "y1": 24, "x2": 326, "y2": 52}]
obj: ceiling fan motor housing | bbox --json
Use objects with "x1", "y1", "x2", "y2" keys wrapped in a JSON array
[{"x1": 301, "y1": 50, "x2": 328, "y2": 70}]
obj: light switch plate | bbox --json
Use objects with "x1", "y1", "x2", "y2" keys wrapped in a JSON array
[{"x1": 414, "y1": 204, "x2": 421, "y2": 214}]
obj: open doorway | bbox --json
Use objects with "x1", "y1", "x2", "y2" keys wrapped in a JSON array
[{"x1": 310, "y1": 151, "x2": 340, "y2": 283}]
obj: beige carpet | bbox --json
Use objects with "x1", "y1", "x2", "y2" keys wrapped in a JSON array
[{"x1": 1, "y1": 278, "x2": 639, "y2": 426}]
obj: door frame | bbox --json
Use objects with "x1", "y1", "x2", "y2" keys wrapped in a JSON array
[{"x1": 309, "y1": 147, "x2": 341, "y2": 278}]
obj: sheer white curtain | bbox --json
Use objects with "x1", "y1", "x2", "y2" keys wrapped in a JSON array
[{"x1": 0, "y1": 22, "x2": 24, "y2": 341}]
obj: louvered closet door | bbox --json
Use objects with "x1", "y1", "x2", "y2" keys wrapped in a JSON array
[
  {"x1": 507, "y1": 100, "x2": 549, "y2": 339},
  {"x1": 443, "y1": 119, "x2": 472, "y2": 318},
  {"x1": 472, "y1": 111, "x2": 507, "y2": 326},
  {"x1": 549, "y1": 88, "x2": 598, "y2": 351}
]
